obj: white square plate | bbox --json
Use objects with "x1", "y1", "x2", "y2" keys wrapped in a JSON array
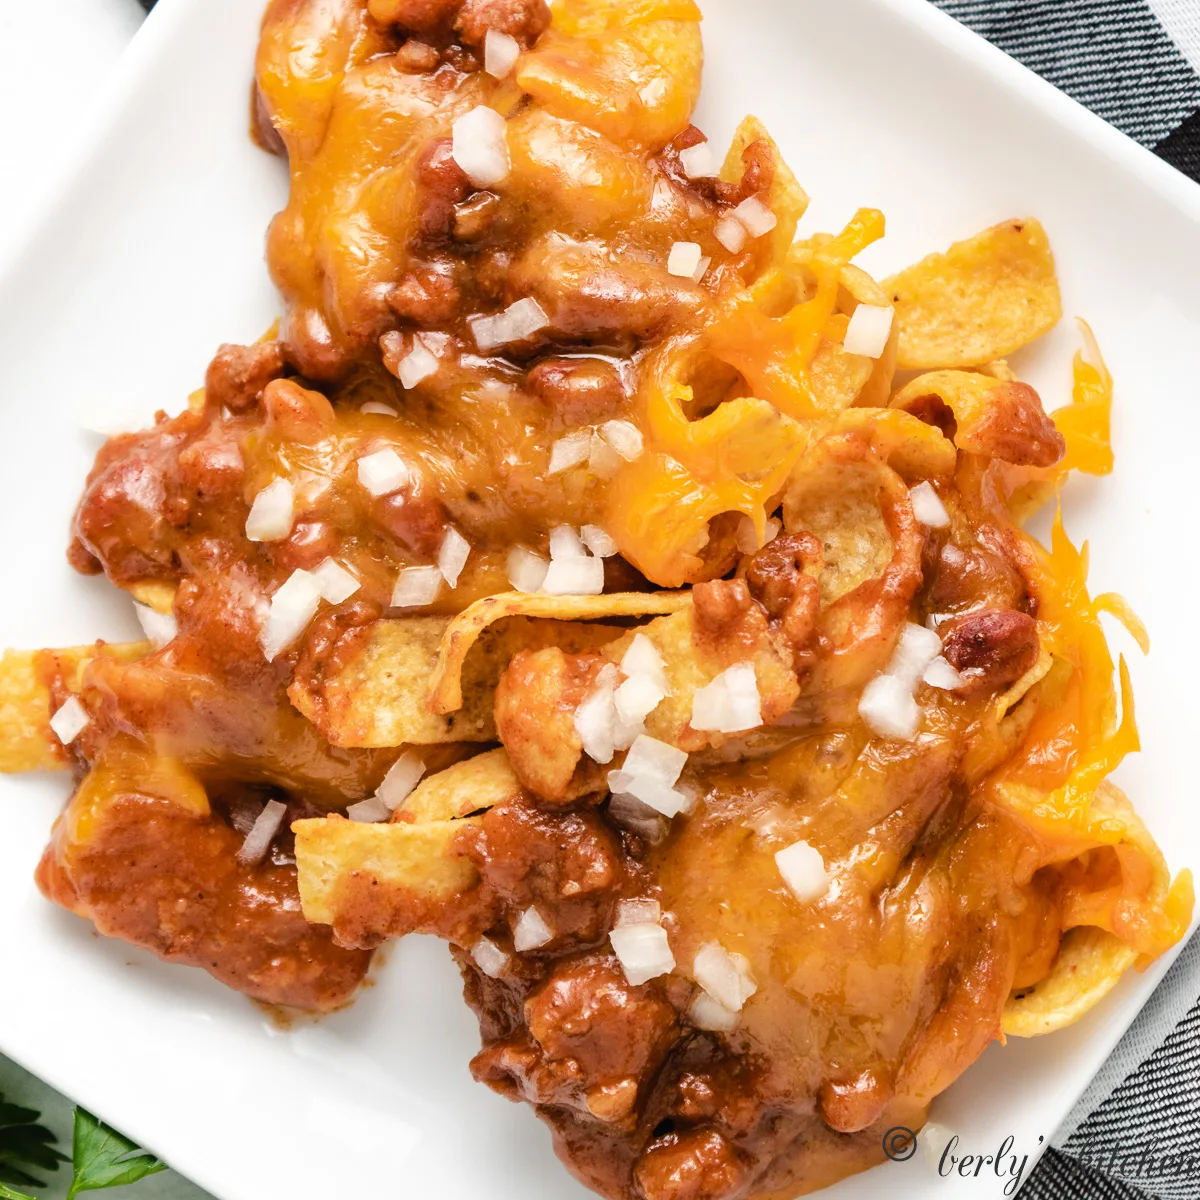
[{"x1": 2, "y1": 1, "x2": 1198, "y2": 1197}]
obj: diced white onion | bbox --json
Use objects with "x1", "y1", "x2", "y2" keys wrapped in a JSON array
[
  {"x1": 614, "y1": 673, "x2": 666, "y2": 726},
  {"x1": 924, "y1": 655, "x2": 966, "y2": 690},
  {"x1": 472, "y1": 936, "x2": 509, "y2": 978},
  {"x1": 715, "y1": 214, "x2": 748, "y2": 253},
  {"x1": 549, "y1": 524, "x2": 586, "y2": 560},
  {"x1": 926, "y1": 611, "x2": 955, "y2": 629},
  {"x1": 607, "y1": 792, "x2": 668, "y2": 842},
  {"x1": 910, "y1": 481, "x2": 951, "y2": 529},
  {"x1": 575, "y1": 663, "x2": 620, "y2": 764},
  {"x1": 609, "y1": 922, "x2": 675, "y2": 986},
  {"x1": 690, "y1": 662, "x2": 761, "y2": 733},
  {"x1": 135, "y1": 603, "x2": 177, "y2": 649},
  {"x1": 507, "y1": 545, "x2": 549, "y2": 594},
  {"x1": 548, "y1": 431, "x2": 593, "y2": 475},
  {"x1": 438, "y1": 527, "x2": 471, "y2": 588},
  {"x1": 311, "y1": 558, "x2": 361, "y2": 605},
  {"x1": 451, "y1": 105, "x2": 510, "y2": 187},
  {"x1": 391, "y1": 565, "x2": 443, "y2": 608},
  {"x1": 49, "y1": 696, "x2": 89, "y2": 745},
  {"x1": 513, "y1": 905, "x2": 554, "y2": 951},
  {"x1": 581, "y1": 525, "x2": 619, "y2": 558},
  {"x1": 469, "y1": 298, "x2": 550, "y2": 351},
  {"x1": 542, "y1": 554, "x2": 605, "y2": 594},
  {"x1": 588, "y1": 431, "x2": 623, "y2": 479},
  {"x1": 483, "y1": 29, "x2": 521, "y2": 78},
  {"x1": 731, "y1": 196, "x2": 777, "y2": 237},
  {"x1": 692, "y1": 256, "x2": 711, "y2": 284},
  {"x1": 622, "y1": 734, "x2": 687, "y2": 787},
  {"x1": 357, "y1": 448, "x2": 409, "y2": 497},
  {"x1": 693, "y1": 942, "x2": 757, "y2": 1012},
  {"x1": 888, "y1": 623, "x2": 944, "y2": 688},
  {"x1": 678, "y1": 141, "x2": 718, "y2": 179},
  {"x1": 775, "y1": 839, "x2": 829, "y2": 903},
  {"x1": 688, "y1": 989, "x2": 740, "y2": 1032},
  {"x1": 842, "y1": 304, "x2": 895, "y2": 359},
  {"x1": 360, "y1": 401, "x2": 397, "y2": 417},
  {"x1": 620, "y1": 634, "x2": 669, "y2": 694},
  {"x1": 245, "y1": 478, "x2": 295, "y2": 543},
  {"x1": 347, "y1": 796, "x2": 392, "y2": 823},
  {"x1": 376, "y1": 751, "x2": 426, "y2": 810},
  {"x1": 598, "y1": 419, "x2": 644, "y2": 461},
  {"x1": 617, "y1": 898, "x2": 662, "y2": 927},
  {"x1": 667, "y1": 241, "x2": 703, "y2": 279},
  {"x1": 236, "y1": 799, "x2": 288, "y2": 866},
  {"x1": 397, "y1": 337, "x2": 440, "y2": 389},
  {"x1": 858, "y1": 672, "x2": 922, "y2": 740},
  {"x1": 261, "y1": 568, "x2": 323, "y2": 661}
]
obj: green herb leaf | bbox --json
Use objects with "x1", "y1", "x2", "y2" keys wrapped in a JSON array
[
  {"x1": 0, "y1": 1093, "x2": 68, "y2": 1189},
  {"x1": 67, "y1": 1109, "x2": 167, "y2": 1199},
  {"x1": 0, "y1": 1184, "x2": 37, "y2": 1200}
]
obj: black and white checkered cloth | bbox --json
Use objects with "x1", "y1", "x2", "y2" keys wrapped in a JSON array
[{"x1": 134, "y1": 0, "x2": 1200, "y2": 1195}]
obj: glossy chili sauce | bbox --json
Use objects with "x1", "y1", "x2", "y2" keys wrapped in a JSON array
[{"x1": 34, "y1": 0, "x2": 1103, "y2": 1193}]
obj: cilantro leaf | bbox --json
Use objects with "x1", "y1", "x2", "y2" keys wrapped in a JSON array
[
  {"x1": 67, "y1": 1109, "x2": 167, "y2": 1199},
  {"x1": 0, "y1": 1094, "x2": 68, "y2": 1189}
]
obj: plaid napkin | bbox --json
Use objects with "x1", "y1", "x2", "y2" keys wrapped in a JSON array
[{"x1": 122, "y1": 0, "x2": 1200, "y2": 1196}]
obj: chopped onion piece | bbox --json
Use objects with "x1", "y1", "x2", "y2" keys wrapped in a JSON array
[
  {"x1": 667, "y1": 241, "x2": 703, "y2": 279},
  {"x1": 858, "y1": 673, "x2": 922, "y2": 740},
  {"x1": 357, "y1": 447, "x2": 409, "y2": 497},
  {"x1": 574, "y1": 664, "x2": 620, "y2": 764},
  {"x1": 438, "y1": 527, "x2": 471, "y2": 588},
  {"x1": 472, "y1": 936, "x2": 509, "y2": 979},
  {"x1": 924, "y1": 655, "x2": 966, "y2": 690},
  {"x1": 775, "y1": 840, "x2": 829, "y2": 903},
  {"x1": 347, "y1": 796, "x2": 391, "y2": 823},
  {"x1": 49, "y1": 696, "x2": 89, "y2": 745},
  {"x1": 360, "y1": 401, "x2": 397, "y2": 417},
  {"x1": 135, "y1": 602, "x2": 177, "y2": 649},
  {"x1": 598, "y1": 419, "x2": 644, "y2": 461},
  {"x1": 376, "y1": 751, "x2": 426, "y2": 810},
  {"x1": 549, "y1": 524, "x2": 587, "y2": 560},
  {"x1": 397, "y1": 337, "x2": 439, "y2": 389},
  {"x1": 926, "y1": 611, "x2": 954, "y2": 629},
  {"x1": 513, "y1": 905, "x2": 554, "y2": 951},
  {"x1": 715, "y1": 214, "x2": 747, "y2": 253},
  {"x1": 588, "y1": 431, "x2": 623, "y2": 478},
  {"x1": 731, "y1": 196, "x2": 777, "y2": 237},
  {"x1": 245, "y1": 478, "x2": 295, "y2": 543},
  {"x1": 505, "y1": 297, "x2": 550, "y2": 340},
  {"x1": 607, "y1": 769, "x2": 691, "y2": 819},
  {"x1": 468, "y1": 312, "x2": 509, "y2": 351},
  {"x1": 543, "y1": 555, "x2": 605, "y2": 595},
  {"x1": 888, "y1": 623, "x2": 944, "y2": 688},
  {"x1": 581, "y1": 524, "x2": 619, "y2": 558},
  {"x1": 607, "y1": 792, "x2": 668, "y2": 842},
  {"x1": 311, "y1": 558, "x2": 361, "y2": 605},
  {"x1": 693, "y1": 942, "x2": 757, "y2": 1012},
  {"x1": 910, "y1": 481, "x2": 951, "y2": 529},
  {"x1": 507, "y1": 545, "x2": 549, "y2": 594},
  {"x1": 614, "y1": 673, "x2": 666, "y2": 726},
  {"x1": 451, "y1": 105, "x2": 510, "y2": 187},
  {"x1": 842, "y1": 304, "x2": 895, "y2": 359},
  {"x1": 610, "y1": 922, "x2": 675, "y2": 985},
  {"x1": 617, "y1": 898, "x2": 662, "y2": 927},
  {"x1": 691, "y1": 662, "x2": 761, "y2": 733},
  {"x1": 236, "y1": 799, "x2": 288, "y2": 866},
  {"x1": 548, "y1": 431, "x2": 593, "y2": 475},
  {"x1": 261, "y1": 569, "x2": 323, "y2": 661},
  {"x1": 622, "y1": 734, "x2": 687, "y2": 787},
  {"x1": 483, "y1": 28, "x2": 520, "y2": 78},
  {"x1": 678, "y1": 141, "x2": 718, "y2": 178},
  {"x1": 391, "y1": 565, "x2": 443, "y2": 608},
  {"x1": 692, "y1": 256, "x2": 711, "y2": 283},
  {"x1": 620, "y1": 634, "x2": 669, "y2": 694},
  {"x1": 689, "y1": 989, "x2": 740, "y2": 1032}
]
